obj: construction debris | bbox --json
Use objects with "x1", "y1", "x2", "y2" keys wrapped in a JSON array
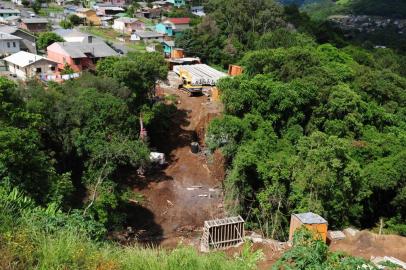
[
  {"x1": 343, "y1": 227, "x2": 360, "y2": 237},
  {"x1": 327, "y1": 230, "x2": 346, "y2": 241},
  {"x1": 371, "y1": 256, "x2": 406, "y2": 269}
]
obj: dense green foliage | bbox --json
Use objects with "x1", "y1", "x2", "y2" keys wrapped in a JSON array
[
  {"x1": 0, "y1": 187, "x2": 261, "y2": 270},
  {"x1": 0, "y1": 52, "x2": 169, "y2": 231},
  {"x1": 36, "y1": 32, "x2": 64, "y2": 50},
  {"x1": 207, "y1": 32, "x2": 406, "y2": 239},
  {"x1": 272, "y1": 228, "x2": 377, "y2": 269}
]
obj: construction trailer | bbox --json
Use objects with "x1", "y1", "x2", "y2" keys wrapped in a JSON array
[
  {"x1": 200, "y1": 216, "x2": 245, "y2": 252},
  {"x1": 289, "y1": 212, "x2": 328, "y2": 242},
  {"x1": 173, "y1": 64, "x2": 228, "y2": 95}
]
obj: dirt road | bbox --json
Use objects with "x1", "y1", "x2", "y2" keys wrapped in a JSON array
[{"x1": 132, "y1": 74, "x2": 224, "y2": 244}]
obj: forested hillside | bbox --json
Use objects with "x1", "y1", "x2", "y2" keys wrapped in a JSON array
[
  {"x1": 179, "y1": 0, "x2": 406, "y2": 240},
  {"x1": 1, "y1": 0, "x2": 405, "y2": 268}
]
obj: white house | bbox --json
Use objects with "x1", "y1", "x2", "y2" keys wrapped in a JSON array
[
  {"x1": 0, "y1": 9, "x2": 21, "y2": 20},
  {"x1": 112, "y1": 17, "x2": 145, "y2": 34},
  {"x1": 131, "y1": 30, "x2": 164, "y2": 43},
  {"x1": 0, "y1": 32, "x2": 21, "y2": 56},
  {"x1": 4, "y1": 51, "x2": 57, "y2": 81}
]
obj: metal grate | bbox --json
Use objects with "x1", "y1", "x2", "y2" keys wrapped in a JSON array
[{"x1": 200, "y1": 216, "x2": 244, "y2": 252}]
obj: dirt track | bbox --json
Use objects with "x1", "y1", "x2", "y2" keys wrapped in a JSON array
[{"x1": 133, "y1": 75, "x2": 224, "y2": 244}]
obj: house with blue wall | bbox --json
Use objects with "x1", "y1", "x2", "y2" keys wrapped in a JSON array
[
  {"x1": 162, "y1": 40, "x2": 175, "y2": 57},
  {"x1": 155, "y1": 18, "x2": 190, "y2": 37}
]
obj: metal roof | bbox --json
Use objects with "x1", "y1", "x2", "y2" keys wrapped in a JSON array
[
  {"x1": 133, "y1": 30, "x2": 163, "y2": 38},
  {"x1": 0, "y1": 31, "x2": 21, "y2": 40},
  {"x1": 3, "y1": 51, "x2": 55, "y2": 67},
  {"x1": 173, "y1": 64, "x2": 228, "y2": 86},
  {"x1": 21, "y1": 18, "x2": 49, "y2": 24},
  {"x1": 293, "y1": 212, "x2": 328, "y2": 224},
  {"x1": 55, "y1": 40, "x2": 119, "y2": 58},
  {"x1": 162, "y1": 40, "x2": 175, "y2": 47}
]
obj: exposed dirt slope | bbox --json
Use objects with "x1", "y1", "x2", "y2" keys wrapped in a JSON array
[{"x1": 133, "y1": 75, "x2": 225, "y2": 243}]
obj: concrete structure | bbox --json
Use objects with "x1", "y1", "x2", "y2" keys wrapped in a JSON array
[
  {"x1": 47, "y1": 37, "x2": 119, "y2": 72},
  {"x1": 19, "y1": 18, "x2": 49, "y2": 33},
  {"x1": 113, "y1": 17, "x2": 145, "y2": 34},
  {"x1": 76, "y1": 8, "x2": 101, "y2": 26},
  {"x1": 0, "y1": 26, "x2": 36, "y2": 53},
  {"x1": 289, "y1": 212, "x2": 328, "y2": 242},
  {"x1": 0, "y1": 32, "x2": 21, "y2": 56},
  {"x1": 4, "y1": 51, "x2": 57, "y2": 81},
  {"x1": 155, "y1": 17, "x2": 190, "y2": 37},
  {"x1": 200, "y1": 216, "x2": 245, "y2": 252},
  {"x1": 130, "y1": 30, "x2": 164, "y2": 42}
]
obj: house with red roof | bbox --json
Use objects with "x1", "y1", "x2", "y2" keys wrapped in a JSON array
[{"x1": 155, "y1": 17, "x2": 190, "y2": 37}]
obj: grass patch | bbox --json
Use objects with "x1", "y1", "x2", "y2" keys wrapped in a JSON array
[
  {"x1": 80, "y1": 26, "x2": 122, "y2": 42},
  {"x1": 127, "y1": 42, "x2": 147, "y2": 52}
]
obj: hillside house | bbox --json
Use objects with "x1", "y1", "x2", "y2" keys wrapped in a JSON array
[
  {"x1": 76, "y1": 8, "x2": 101, "y2": 26},
  {"x1": 0, "y1": 9, "x2": 20, "y2": 20},
  {"x1": 4, "y1": 51, "x2": 57, "y2": 81},
  {"x1": 47, "y1": 37, "x2": 119, "y2": 72},
  {"x1": 19, "y1": 18, "x2": 49, "y2": 33},
  {"x1": 166, "y1": 0, "x2": 185, "y2": 7},
  {"x1": 54, "y1": 29, "x2": 102, "y2": 43},
  {"x1": 102, "y1": 0, "x2": 126, "y2": 7},
  {"x1": 191, "y1": 6, "x2": 205, "y2": 16},
  {"x1": 289, "y1": 212, "x2": 328, "y2": 242},
  {"x1": 113, "y1": 17, "x2": 145, "y2": 34},
  {"x1": 162, "y1": 40, "x2": 175, "y2": 57},
  {"x1": 155, "y1": 17, "x2": 190, "y2": 37},
  {"x1": 0, "y1": 26, "x2": 36, "y2": 53},
  {"x1": 0, "y1": 32, "x2": 21, "y2": 56},
  {"x1": 131, "y1": 30, "x2": 164, "y2": 43}
]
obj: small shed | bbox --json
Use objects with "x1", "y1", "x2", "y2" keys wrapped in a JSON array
[{"x1": 289, "y1": 212, "x2": 328, "y2": 242}]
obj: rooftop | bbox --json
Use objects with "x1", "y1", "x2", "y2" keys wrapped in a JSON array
[
  {"x1": 0, "y1": 31, "x2": 22, "y2": 40},
  {"x1": 21, "y1": 18, "x2": 49, "y2": 24},
  {"x1": 115, "y1": 17, "x2": 140, "y2": 23},
  {"x1": 293, "y1": 212, "x2": 328, "y2": 224},
  {"x1": 162, "y1": 40, "x2": 175, "y2": 47},
  {"x1": 167, "y1": 17, "x2": 190, "y2": 24},
  {"x1": 133, "y1": 30, "x2": 163, "y2": 38},
  {"x1": 3, "y1": 51, "x2": 55, "y2": 67},
  {"x1": 52, "y1": 40, "x2": 119, "y2": 58},
  {"x1": 0, "y1": 9, "x2": 20, "y2": 14}
]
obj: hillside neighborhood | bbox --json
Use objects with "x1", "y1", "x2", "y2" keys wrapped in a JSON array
[
  {"x1": 0, "y1": 0, "x2": 405, "y2": 269},
  {"x1": 0, "y1": 0, "x2": 201, "y2": 81}
]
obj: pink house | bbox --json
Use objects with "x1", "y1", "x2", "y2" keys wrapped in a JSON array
[{"x1": 46, "y1": 37, "x2": 119, "y2": 72}]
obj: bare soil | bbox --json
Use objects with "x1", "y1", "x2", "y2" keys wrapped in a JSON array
[
  {"x1": 133, "y1": 74, "x2": 225, "y2": 244},
  {"x1": 330, "y1": 230, "x2": 406, "y2": 261}
]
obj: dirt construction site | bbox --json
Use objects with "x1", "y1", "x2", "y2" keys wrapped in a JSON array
[{"x1": 128, "y1": 71, "x2": 406, "y2": 268}]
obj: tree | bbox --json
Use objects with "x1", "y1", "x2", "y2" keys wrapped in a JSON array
[
  {"x1": 36, "y1": 32, "x2": 64, "y2": 50},
  {"x1": 59, "y1": 19, "x2": 73, "y2": 29},
  {"x1": 67, "y1": 14, "x2": 81, "y2": 26}
]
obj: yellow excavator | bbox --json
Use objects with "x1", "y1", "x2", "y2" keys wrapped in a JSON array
[{"x1": 177, "y1": 67, "x2": 203, "y2": 96}]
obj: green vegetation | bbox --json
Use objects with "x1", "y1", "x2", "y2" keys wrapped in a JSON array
[
  {"x1": 272, "y1": 228, "x2": 377, "y2": 269},
  {"x1": 202, "y1": 1, "x2": 406, "y2": 240},
  {"x1": 36, "y1": 32, "x2": 64, "y2": 50},
  {"x1": 0, "y1": 187, "x2": 262, "y2": 270}
]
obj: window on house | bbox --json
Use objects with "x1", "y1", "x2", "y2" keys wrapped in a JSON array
[
  {"x1": 36, "y1": 67, "x2": 42, "y2": 73},
  {"x1": 73, "y1": 58, "x2": 81, "y2": 65},
  {"x1": 50, "y1": 66, "x2": 55, "y2": 71},
  {"x1": 12, "y1": 42, "x2": 16, "y2": 48},
  {"x1": 7, "y1": 42, "x2": 10, "y2": 48}
]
